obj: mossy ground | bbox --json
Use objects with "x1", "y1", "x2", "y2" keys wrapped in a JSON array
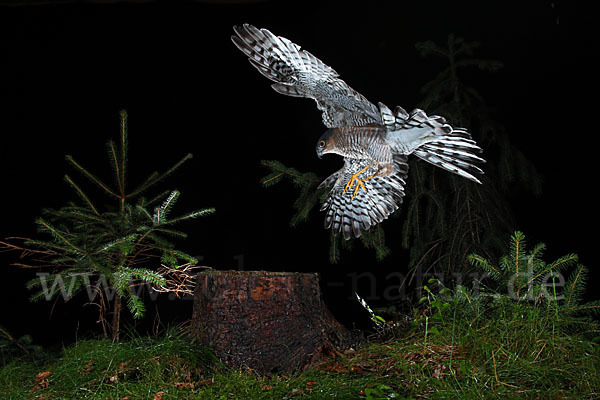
[{"x1": 2, "y1": 299, "x2": 599, "y2": 400}]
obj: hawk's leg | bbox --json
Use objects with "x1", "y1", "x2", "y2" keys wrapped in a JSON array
[{"x1": 342, "y1": 164, "x2": 378, "y2": 200}]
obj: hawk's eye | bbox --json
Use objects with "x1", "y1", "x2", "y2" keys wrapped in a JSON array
[{"x1": 319, "y1": 140, "x2": 326, "y2": 148}]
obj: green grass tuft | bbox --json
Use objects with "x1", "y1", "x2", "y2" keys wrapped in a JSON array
[
  {"x1": 2, "y1": 280, "x2": 600, "y2": 400},
  {"x1": 2, "y1": 307, "x2": 598, "y2": 400}
]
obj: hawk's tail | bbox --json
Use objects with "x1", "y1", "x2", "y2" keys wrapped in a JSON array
[
  {"x1": 413, "y1": 129, "x2": 485, "y2": 184},
  {"x1": 381, "y1": 104, "x2": 485, "y2": 184}
]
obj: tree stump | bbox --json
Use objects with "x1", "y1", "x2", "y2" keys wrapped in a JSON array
[{"x1": 191, "y1": 270, "x2": 353, "y2": 372}]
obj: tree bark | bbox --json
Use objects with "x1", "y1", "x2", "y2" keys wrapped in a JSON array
[
  {"x1": 191, "y1": 270, "x2": 353, "y2": 373},
  {"x1": 111, "y1": 293, "x2": 122, "y2": 342}
]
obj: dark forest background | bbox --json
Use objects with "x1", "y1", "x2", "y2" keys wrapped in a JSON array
[{"x1": 1, "y1": 0, "x2": 597, "y2": 346}]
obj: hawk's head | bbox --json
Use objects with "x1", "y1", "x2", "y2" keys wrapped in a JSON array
[{"x1": 316, "y1": 128, "x2": 335, "y2": 159}]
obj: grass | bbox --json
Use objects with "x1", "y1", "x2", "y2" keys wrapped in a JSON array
[
  {"x1": 0, "y1": 330, "x2": 379, "y2": 400},
  {"x1": 2, "y1": 295, "x2": 599, "y2": 400}
]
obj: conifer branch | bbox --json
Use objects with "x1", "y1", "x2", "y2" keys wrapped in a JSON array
[
  {"x1": 65, "y1": 155, "x2": 120, "y2": 199},
  {"x1": 565, "y1": 265, "x2": 585, "y2": 306},
  {"x1": 469, "y1": 231, "x2": 598, "y2": 335},
  {"x1": 36, "y1": 218, "x2": 82, "y2": 254},
  {"x1": 107, "y1": 139, "x2": 123, "y2": 196},
  {"x1": 135, "y1": 205, "x2": 154, "y2": 222},
  {"x1": 525, "y1": 253, "x2": 578, "y2": 287},
  {"x1": 3, "y1": 111, "x2": 213, "y2": 341},
  {"x1": 97, "y1": 234, "x2": 139, "y2": 253},
  {"x1": 260, "y1": 160, "x2": 319, "y2": 187},
  {"x1": 64, "y1": 175, "x2": 99, "y2": 215},
  {"x1": 467, "y1": 253, "x2": 501, "y2": 281},
  {"x1": 158, "y1": 208, "x2": 216, "y2": 226},
  {"x1": 329, "y1": 231, "x2": 338, "y2": 264},
  {"x1": 127, "y1": 154, "x2": 193, "y2": 198},
  {"x1": 130, "y1": 172, "x2": 160, "y2": 197},
  {"x1": 154, "y1": 190, "x2": 180, "y2": 225},
  {"x1": 144, "y1": 190, "x2": 172, "y2": 209},
  {"x1": 119, "y1": 109, "x2": 128, "y2": 195},
  {"x1": 0, "y1": 326, "x2": 30, "y2": 355},
  {"x1": 547, "y1": 254, "x2": 579, "y2": 273},
  {"x1": 153, "y1": 153, "x2": 193, "y2": 186},
  {"x1": 1, "y1": 238, "x2": 58, "y2": 257}
]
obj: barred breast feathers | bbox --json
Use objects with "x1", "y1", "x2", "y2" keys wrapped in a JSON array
[{"x1": 332, "y1": 126, "x2": 392, "y2": 163}]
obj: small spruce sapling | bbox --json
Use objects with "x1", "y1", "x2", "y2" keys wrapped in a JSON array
[{"x1": 2, "y1": 110, "x2": 214, "y2": 341}]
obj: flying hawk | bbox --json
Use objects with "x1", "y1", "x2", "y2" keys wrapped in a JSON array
[{"x1": 232, "y1": 24, "x2": 485, "y2": 240}]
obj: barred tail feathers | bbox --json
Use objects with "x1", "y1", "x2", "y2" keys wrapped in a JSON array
[
  {"x1": 384, "y1": 104, "x2": 485, "y2": 184},
  {"x1": 413, "y1": 130, "x2": 485, "y2": 184}
]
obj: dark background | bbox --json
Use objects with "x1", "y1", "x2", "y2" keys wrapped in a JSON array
[{"x1": 1, "y1": 0, "x2": 597, "y2": 345}]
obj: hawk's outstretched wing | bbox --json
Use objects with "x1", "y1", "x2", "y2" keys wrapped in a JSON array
[
  {"x1": 232, "y1": 24, "x2": 381, "y2": 128},
  {"x1": 318, "y1": 155, "x2": 409, "y2": 239}
]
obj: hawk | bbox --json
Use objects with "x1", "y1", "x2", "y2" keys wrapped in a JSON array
[{"x1": 232, "y1": 24, "x2": 485, "y2": 240}]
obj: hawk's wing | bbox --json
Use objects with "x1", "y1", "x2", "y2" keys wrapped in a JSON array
[
  {"x1": 318, "y1": 155, "x2": 409, "y2": 239},
  {"x1": 232, "y1": 24, "x2": 381, "y2": 128}
]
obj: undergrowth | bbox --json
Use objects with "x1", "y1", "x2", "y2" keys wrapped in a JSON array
[
  {"x1": 1, "y1": 300, "x2": 598, "y2": 400},
  {"x1": 2, "y1": 232, "x2": 598, "y2": 399}
]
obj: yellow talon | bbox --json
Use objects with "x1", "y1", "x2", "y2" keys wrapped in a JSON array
[{"x1": 342, "y1": 164, "x2": 377, "y2": 200}]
